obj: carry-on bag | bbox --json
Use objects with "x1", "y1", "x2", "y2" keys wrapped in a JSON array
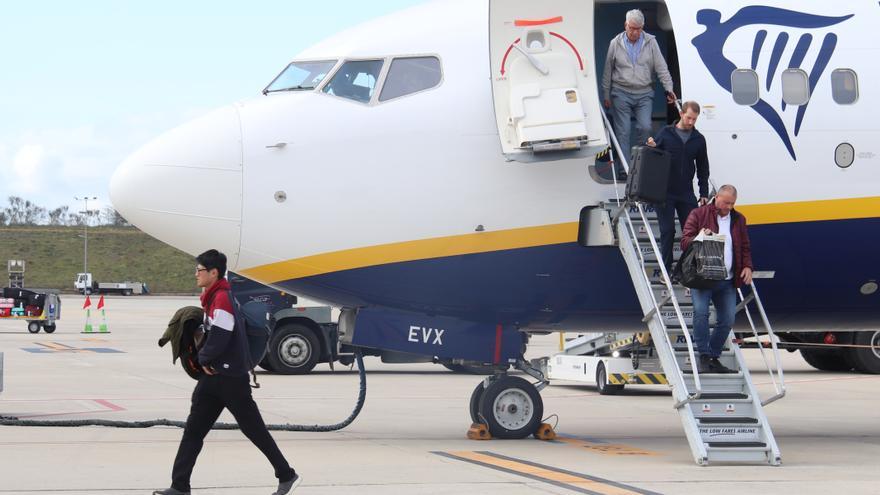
[{"x1": 625, "y1": 145, "x2": 671, "y2": 204}]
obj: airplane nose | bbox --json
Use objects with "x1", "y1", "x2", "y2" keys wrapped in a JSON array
[{"x1": 110, "y1": 105, "x2": 243, "y2": 268}]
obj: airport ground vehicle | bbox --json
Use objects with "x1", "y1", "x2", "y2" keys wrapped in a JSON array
[
  {"x1": 0, "y1": 287, "x2": 62, "y2": 333},
  {"x1": 229, "y1": 273, "x2": 498, "y2": 375},
  {"x1": 74, "y1": 273, "x2": 147, "y2": 296}
]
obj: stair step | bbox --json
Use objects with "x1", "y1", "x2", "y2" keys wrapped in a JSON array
[
  {"x1": 698, "y1": 417, "x2": 759, "y2": 424},
  {"x1": 707, "y1": 442, "x2": 767, "y2": 448},
  {"x1": 698, "y1": 393, "x2": 749, "y2": 400}
]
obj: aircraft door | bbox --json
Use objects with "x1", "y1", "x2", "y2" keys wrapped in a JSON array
[{"x1": 489, "y1": 0, "x2": 607, "y2": 162}]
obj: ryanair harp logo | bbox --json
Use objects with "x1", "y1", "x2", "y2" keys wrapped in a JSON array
[{"x1": 691, "y1": 6, "x2": 854, "y2": 160}]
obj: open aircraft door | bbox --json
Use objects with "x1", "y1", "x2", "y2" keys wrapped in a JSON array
[{"x1": 489, "y1": 0, "x2": 607, "y2": 162}]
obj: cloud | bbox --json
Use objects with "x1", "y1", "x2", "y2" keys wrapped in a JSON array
[
  {"x1": 0, "y1": 109, "x2": 207, "y2": 211},
  {"x1": 9, "y1": 144, "x2": 47, "y2": 194}
]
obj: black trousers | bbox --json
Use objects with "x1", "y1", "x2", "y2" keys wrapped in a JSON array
[
  {"x1": 171, "y1": 374, "x2": 295, "y2": 491},
  {"x1": 655, "y1": 194, "x2": 698, "y2": 273}
]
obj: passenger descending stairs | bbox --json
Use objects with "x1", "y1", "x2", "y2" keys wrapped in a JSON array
[{"x1": 599, "y1": 113, "x2": 786, "y2": 465}]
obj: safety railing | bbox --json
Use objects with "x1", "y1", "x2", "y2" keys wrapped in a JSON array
[
  {"x1": 600, "y1": 110, "x2": 702, "y2": 407},
  {"x1": 736, "y1": 280, "x2": 786, "y2": 406}
]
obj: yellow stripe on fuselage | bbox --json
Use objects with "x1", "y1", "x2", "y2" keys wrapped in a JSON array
[
  {"x1": 737, "y1": 196, "x2": 880, "y2": 225},
  {"x1": 240, "y1": 222, "x2": 579, "y2": 283},
  {"x1": 240, "y1": 196, "x2": 879, "y2": 283}
]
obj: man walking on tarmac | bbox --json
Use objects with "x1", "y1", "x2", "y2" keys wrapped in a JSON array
[
  {"x1": 154, "y1": 249, "x2": 300, "y2": 495},
  {"x1": 680, "y1": 185, "x2": 754, "y2": 374},
  {"x1": 646, "y1": 100, "x2": 710, "y2": 274}
]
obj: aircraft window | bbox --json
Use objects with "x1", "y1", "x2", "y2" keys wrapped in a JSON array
[
  {"x1": 831, "y1": 69, "x2": 859, "y2": 105},
  {"x1": 781, "y1": 69, "x2": 810, "y2": 106},
  {"x1": 379, "y1": 56, "x2": 442, "y2": 102},
  {"x1": 730, "y1": 69, "x2": 759, "y2": 106},
  {"x1": 264, "y1": 60, "x2": 336, "y2": 94},
  {"x1": 322, "y1": 59, "x2": 384, "y2": 103}
]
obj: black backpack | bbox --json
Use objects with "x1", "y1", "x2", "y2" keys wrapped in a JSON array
[
  {"x1": 229, "y1": 293, "x2": 273, "y2": 373},
  {"x1": 192, "y1": 290, "x2": 273, "y2": 387}
]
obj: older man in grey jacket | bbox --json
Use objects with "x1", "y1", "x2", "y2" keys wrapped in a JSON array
[{"x1": 602, "y1": 9, "x2": 676, "y2": 165}]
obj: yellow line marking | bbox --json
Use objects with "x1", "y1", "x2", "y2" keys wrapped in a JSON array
[
  {"x1": 557, "y1": 437, "x2": 660, "y2": 457},
  {"x1": 37, "y1": 342, "x2": 76, "y2": 351},
  {"x1": 446, "y1": 451, "x2": 648, "y2": 495},
  {"x1": 237, "y1": 196, "x2": 879, "y2": 283}
]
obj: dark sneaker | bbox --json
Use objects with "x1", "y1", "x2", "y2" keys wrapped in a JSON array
[
  {"x1": 697, "y1": 354, "x2": 713, "y2": 374},
  {"x1": 273, "y1": 474, "x2": 302, "y2": 495},
  {"x1": 710, "y1": 358, "x2": 737, "y2": 374},
  {"x1": 152, "y1": 488, "x2": 190, "y2": 495}
]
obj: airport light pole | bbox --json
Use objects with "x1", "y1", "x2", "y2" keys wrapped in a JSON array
[{"x1": 75, "y1": 196, "x2": 97, "y2": 277}]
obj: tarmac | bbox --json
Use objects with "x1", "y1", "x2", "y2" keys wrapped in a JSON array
[{"x1": 0, "y1": 296, "x2": 878, "y2": 494}]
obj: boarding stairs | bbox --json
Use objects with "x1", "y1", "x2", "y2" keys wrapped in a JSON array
[{"x1": 597, "y1": 113, "x2": 787, "y2": 465}]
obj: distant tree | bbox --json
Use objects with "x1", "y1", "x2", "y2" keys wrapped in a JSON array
[
  {"x1": 4, "y1": 196, "x2": 47, "y2": 225},
  {"x1": 0, "y1": 210, "x2": 7, "y2": 226},
  {"x1": 100, "y1": 206, "x2": 129, "y2": 227},
  {"x1": 48, "y1": 205, "x2": 71, "y2": 226}
]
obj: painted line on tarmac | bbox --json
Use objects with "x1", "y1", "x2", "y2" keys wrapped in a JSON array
[
  {"x1": 20, "y1": 341, "x2": 124, "y2": 353},
  {"x1": 4, "y1": 398, "x2": 127, "y2": 418},
  {"x1": 434, "y1": 450, "x2": 660, "y2": 495},
  {"x1": 553, "y1": 436, "x2": 660, "y2": 456}
]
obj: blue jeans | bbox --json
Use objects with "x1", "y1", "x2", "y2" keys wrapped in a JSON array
[
  {"x1": 655, "y1": 194, "x2": 697, "y2": 272},
  {"x1": 691, "y1": 280, "x2": 737, "y2": 358},
  {"x1": 610, "y1": 88, "x2": 653, "y2": 165}
]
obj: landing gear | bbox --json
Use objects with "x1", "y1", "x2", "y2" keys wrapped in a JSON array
[
  {"x1": 478, "y1": 376, "x2": 543, "y2": 439},
  {"x1": 468, "y1": 359, "x2": 547, "y2": 439}
]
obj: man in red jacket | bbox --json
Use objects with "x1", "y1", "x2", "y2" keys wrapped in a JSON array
[
  {"x1": 681, "y1": 185, "x2": 753, "y2": 373},
  {"x1": 154, "y1": 249, "x2": 300, "y2": 495}
]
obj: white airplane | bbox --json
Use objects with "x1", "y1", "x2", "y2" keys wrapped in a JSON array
[{"x1": 111, "y1": 0, "x2": 879, "y2": 440}]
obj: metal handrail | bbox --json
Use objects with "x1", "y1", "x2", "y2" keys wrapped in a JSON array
[
  {"x1": 600, "y1": 110, "x2": 702, "y2": 406},
  {"x1": 737, "y1": 281, "x2": 786, "y2": 406}
]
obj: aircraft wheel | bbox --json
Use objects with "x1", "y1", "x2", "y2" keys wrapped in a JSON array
[
  {"x1": 596, "y1": 362, "x2": 624, "y2": 395},
  {"x1": 846, "y1": 330, "x2": 880, "y2": 374},
  {"x1": 800, "y1": 348, "x2": 852, "y2": 372},
  {"x1": 27, "y1": 321, "x2": 41, "y2": 334},
  {"x1": 43, "y1": 324, "x2": 56, "y2": 334},
  {"x1": 267, "y1": 323, "x2": 319, "y2": 374},
  {"x1": 478, "y1": 375, "x2": 542, "y2": 439},
  {"x1": 469, "y1": 381, "x2": 486, "y2": 424}
]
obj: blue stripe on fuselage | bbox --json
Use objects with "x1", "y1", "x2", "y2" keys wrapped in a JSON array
[{"x1": 271, "y1": 217, "x2": 879, "y2": 329}]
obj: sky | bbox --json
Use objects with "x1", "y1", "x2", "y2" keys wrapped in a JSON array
[{"x1": 0, "y1": 0, "x2": 426, "y2": 213}]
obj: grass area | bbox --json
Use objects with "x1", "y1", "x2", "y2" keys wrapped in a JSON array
[{"x1": 0, "y1": 226, "x2": 197, "y2": 293}]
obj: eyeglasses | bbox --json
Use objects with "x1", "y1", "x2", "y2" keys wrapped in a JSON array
[{"x1": 195, "y1": 267, "x2": 208, "y2": 274}]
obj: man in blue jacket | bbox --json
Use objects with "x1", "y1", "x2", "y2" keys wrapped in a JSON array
[
  {"x1": 154, "y1": 249, "x2": 300, "y2": 495},
  {"x1": 647, "y1": 101, "x2": 710, "y2": 274}
]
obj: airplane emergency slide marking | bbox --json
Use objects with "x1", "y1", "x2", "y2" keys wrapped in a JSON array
[{"x1": 434, "y1": 451, "x2": 659, "y2": 495}]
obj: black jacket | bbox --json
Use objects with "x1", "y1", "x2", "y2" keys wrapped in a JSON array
[{"x1": 653, "y1": 123, "x2": 710, "y2": 199}]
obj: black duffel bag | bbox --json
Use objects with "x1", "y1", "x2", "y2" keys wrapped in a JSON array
[{"x1": 674, "y1": 235, "x2": 728, "y2": 289}]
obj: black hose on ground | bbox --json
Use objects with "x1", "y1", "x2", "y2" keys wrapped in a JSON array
[{"x1": 0, "y1": 350, "x2": 366, "y2": 432}]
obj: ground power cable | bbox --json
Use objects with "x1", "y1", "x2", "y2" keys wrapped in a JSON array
[{"x1": 0, "y1": 350, "x2": 366, "y2": 432}]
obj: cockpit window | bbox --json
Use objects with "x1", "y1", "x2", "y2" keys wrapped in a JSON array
[
  {"x1": 379, "y1": 56, "x2": 442, "y2": 102},
  {"x1": 264, "y1": 60, "x2": 336, "y2": 94},
  {"x1": 322, "y1": 59, "x2": 384, "y2": 103}
]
